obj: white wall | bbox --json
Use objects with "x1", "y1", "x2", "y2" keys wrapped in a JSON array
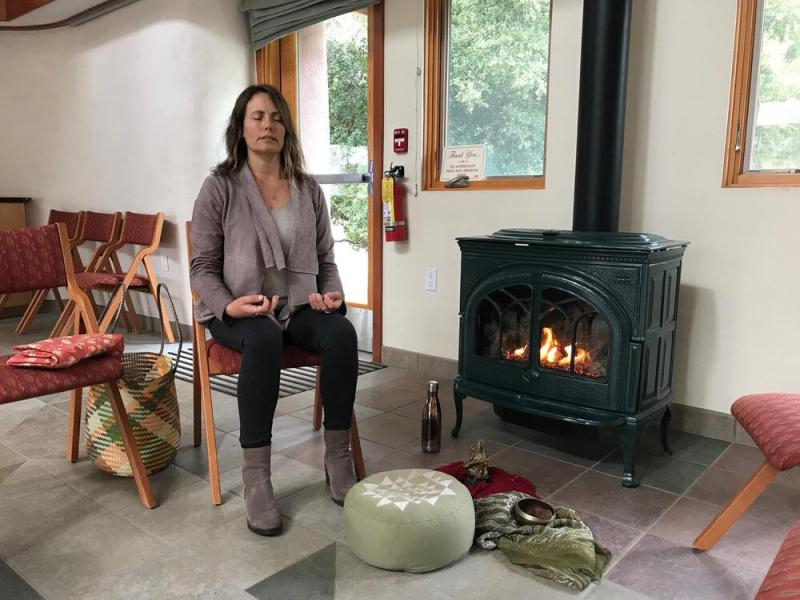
[
  {"x1": 0, "y1": 0, "x2": 253, "y2": 321},
  {"x1": 382, "y1": 0, "x2": 800, "y2": 413}
]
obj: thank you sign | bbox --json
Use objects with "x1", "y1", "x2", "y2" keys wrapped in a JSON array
[{"x1": 440, "y1": 144, "x2": 486, "y2": 180}]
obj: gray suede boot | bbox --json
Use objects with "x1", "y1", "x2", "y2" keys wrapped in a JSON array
[
  {"x1": 324, "y1": 429, "x2": 357, "y2": 506},
  {"x1": 242, "y1": 446, "x2": 283, "y2": 536}
]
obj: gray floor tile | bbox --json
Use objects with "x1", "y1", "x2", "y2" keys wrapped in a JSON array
[
  {"x1": 0, "y1": 559, "x2": 44, "y2": 600},
  {"x1": 0, "y1": 461, "x2": 64, "y2": 506},
  {"x1": 579, "y1": 510, "x2": 643, "y2": 567},
  {"x1": 247, "y1": 542, "x2": 336, "y2": 599},
  {"x1": 608, "y1": 534, "x2": 763, "y2": 600},
  {"x1": 291, "y1": 401, "x2": 383, "y2": 424},
  {"x1": 514, "y1": 427, "x2": 620, "y2": 468},
  {"x1": 0, "y1": 442, "x2": 25, "y2": 470},
  {"x1": 355, "y1": 385, "x2": 420, "y2": 412},
  {"x1": 640, "y1": 425, "x2": 730, "y2": 466},
  {"x1": 550, "y1": 470, "x2": 678, "y2": 530},
  {"x1": 173, "y1": 431, "x2": 243, "y2": 479},
  {"x1": 713, "y1": 443, "x2": 764, "y2": 473},
  {"x1": 397, "y1": 434, "x2": 508, "y2": 470},
  {"x1": 585, "y1": 581, "x2": 652, "y2": 599},
  {"x1": 593, "y1": 448, "x2": 707, "y2": 494},
  {"x1": 489, "y1": 446, "x2": 585, "y2": 497},
  {"x1": 356, "y1": 413, "x2": 420, "y2": 448},
  {"x1": 277, "y1": 481, "x2": 348, "y2": 542}
]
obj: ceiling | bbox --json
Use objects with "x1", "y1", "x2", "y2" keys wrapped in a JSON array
[{"x1": 1, "y1": 0, "x2": 104, "y2": 25}]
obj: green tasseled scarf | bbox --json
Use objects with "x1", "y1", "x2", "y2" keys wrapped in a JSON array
[{"x1": 474, "y1": 491, "x2": 612, "y2": 591}]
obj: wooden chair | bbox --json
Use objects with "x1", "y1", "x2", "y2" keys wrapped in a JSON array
[
  {"x1": 53, "y1": 212, "x2": 175, "y2": 343},
  {"x1": 0, "y1": 223, "x2": 156, "y2": 509},
  {"x1": 15, "y1": 210, "x2": 86, "y2": 334},
  {"x1": 48, "y1": 211, "x2": 122, "y2": 338},
  {"x1": 185, "y1": 221, "x2": 366, "y2": 505},
  {"x1": 693, "y1": 393, "x2": 800, "y2": 550}
]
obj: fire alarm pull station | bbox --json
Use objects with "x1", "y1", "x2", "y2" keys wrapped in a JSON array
[{"x1": 393, "y1": 128, "x2": 408, "y2": 154}]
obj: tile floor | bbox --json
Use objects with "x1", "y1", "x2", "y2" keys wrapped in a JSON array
[{"x1": 0, "y1": 315, "x2": 796, "y2": 599}]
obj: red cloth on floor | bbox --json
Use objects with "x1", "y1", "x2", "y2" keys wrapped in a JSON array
[{"x1": 434, "y1": 461, "x2": 537, "y2": 499}]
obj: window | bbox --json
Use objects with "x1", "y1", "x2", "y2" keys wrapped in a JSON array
[
  {"x1": 423, "y1": 0, "x2": 552, "y2": 191},
  {"x1": 723, "y1": 0, "x2": 800, "y2": 187}
]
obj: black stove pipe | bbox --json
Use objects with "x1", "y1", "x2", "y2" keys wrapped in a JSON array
[{"x1": 573, "y1": 0, "x2": 633, "y2": 232}]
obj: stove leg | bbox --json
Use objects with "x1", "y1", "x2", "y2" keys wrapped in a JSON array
[
  {"x1": 660, "y1": 406, "x2": 673, "y2": 455},
  {"x1": 622, "y1": 419, "x2": 640, "y2": 488},
  {"x1": 452, "y1": 389, "x2": 465, "y2": 438}
]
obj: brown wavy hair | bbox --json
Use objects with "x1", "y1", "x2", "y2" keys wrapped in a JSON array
[{"x1": 213, "y1": 84, "x2": 308, "y2": 180}]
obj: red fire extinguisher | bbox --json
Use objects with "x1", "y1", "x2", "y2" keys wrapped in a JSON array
[{"x1": 382, "y1": 164, "x2": 407, "y2": 242}]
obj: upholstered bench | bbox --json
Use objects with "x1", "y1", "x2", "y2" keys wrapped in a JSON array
[
  {"x1": 694, "y1": 393, "x2": 800, "y2": 550},
  {"x1": 756, "y1": 521, "x2": 800, "y2": 599},
  {"x1": 344, "y1": 469, "x2": 475, "y2": 573}
]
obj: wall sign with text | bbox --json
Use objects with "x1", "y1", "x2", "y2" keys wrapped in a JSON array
[{"x1": 440, "y1": 144, "x2": 486, "y2": 180}]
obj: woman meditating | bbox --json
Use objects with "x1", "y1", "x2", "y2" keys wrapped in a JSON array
[{"x1": 190, "y1": 84, "x2": 358, "y2": 536}]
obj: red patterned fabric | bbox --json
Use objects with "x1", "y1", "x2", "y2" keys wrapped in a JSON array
[
  {"x1": 0, "y1": 225, "x2": 67, "y2": 295},
  {"x1": 732, "y1": 393, "x2": 800, "y2": 471},
  {"x1": 207, "y1": 339, "x2": 321, "y2": 375},
  {"x1": 7, "y1": 334, "x2": 124, "y2": 369},
  {"x1": 121, "y1": 212, "x2": 159, "y2": 246},
  {"x1": 0, "y1": 354, "x2": 123, "y2": 405},
  {"x1": 76, "y1": 272, "x2": 150, "y2": 289},
  {"x1": 756, "y1": 521, "x2": 800, "y2": 599},
  {"x1": 435, "y1": 461, "x2": 538, "y2": 499},
  {"x1": 48, "y1": 210, "x2": 82, "y2": 239},
  {"x1": 83, "y1": 211, "x2": 118, "y2": 242}
]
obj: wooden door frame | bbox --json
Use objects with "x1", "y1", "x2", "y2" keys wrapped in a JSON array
[{"x1": 255, "y1": 3, "x2": 384, "y2": 361}]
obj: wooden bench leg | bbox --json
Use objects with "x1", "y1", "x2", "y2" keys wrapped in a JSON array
[
  {"x1": 200, "y1": 373, "x2": 223, "y2": 506},
  {"x1": 193, "y1": 343, "x2": 202, "y2": 448},
  {"x1": 693, "y1": 459, "x2": 778, "y2": 551},
  {"x1": 106, "y1": 382, "x2": 157, "y2": 509}
]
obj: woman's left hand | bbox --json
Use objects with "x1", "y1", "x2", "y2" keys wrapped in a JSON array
[{"x1": 309, "y1": 291, "x2": 343, "y2": 313}]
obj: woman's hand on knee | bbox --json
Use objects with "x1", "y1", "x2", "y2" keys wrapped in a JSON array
[
  {"x1": 309, "y1": 291, "x2": 342, "y2": 313},
  {"x1": 225, "y1": 295, "x2": 279, "y2": 319}
]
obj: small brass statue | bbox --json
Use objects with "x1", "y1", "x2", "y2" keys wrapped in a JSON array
[{"x1": 463, "y1": 439, "x2": 490, "y2": 483}]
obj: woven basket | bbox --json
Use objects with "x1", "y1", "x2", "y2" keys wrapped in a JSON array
[
  {"x1": 85, "y1": 283, "x2": 182, "y2": 477},
  {"x1": 86, "y1": 352, "x2": 180, "y2": 476}
]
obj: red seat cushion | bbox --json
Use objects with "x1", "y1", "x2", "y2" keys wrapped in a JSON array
[
  {"x1": 75, "y1": 272, "x2": 150, "y2": 289},
  {"x1": 756, "y1": 521, "x2": 800, "y2": 599},
  {"x1": 207, "y1": 340, "x2": 321, "y2": 376},
  {"x1": 732, "y1": 393, "x2": 800, "y2": 471},
  {"x1": 0, "y1": 354, "x2": 123, "y2": 405}
]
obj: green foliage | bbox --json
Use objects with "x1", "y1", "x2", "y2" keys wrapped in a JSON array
[
  {"x1": 446, "y1": 0, "x2": 551, "y2": 177},
  {"x1": 327, "y1": 19, "x2": 368, "y2": 148},
  {"x1": 330, "y1": 184, "x2": 368, "y2": 249}
]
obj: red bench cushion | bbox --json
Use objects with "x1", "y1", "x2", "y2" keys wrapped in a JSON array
[
  {"x1": 757, "y1": 521, "x2": 800, "y2": 599},
  {"x1": 207, "y1": 340, "x2": 321, "y2": 376},
  {"x1": 732, "y1": 393, "x2": 800, "y2": 471},
  {"x1": 0, "y1": 354, "x2": 123, "y2": 405}
]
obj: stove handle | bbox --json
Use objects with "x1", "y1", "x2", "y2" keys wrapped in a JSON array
[{"x1": 522, "y1": 370, "x2": 540, "y2": 382}]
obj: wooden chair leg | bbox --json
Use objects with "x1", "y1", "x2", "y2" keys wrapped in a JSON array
[
  {"x1": 200, "y1": 373, "x2": 223, "y2": 505},
  {"x1": 50, "y1": 300, "x2": 76, "y2": 338},
  {"x1": 693, "y1": 459, "x2": 778, "y2": 550},
  {"x1": 15, "y1": 289, "x2": 46, "y2": 334},
  {"x1": 350, "y1": 413, "x2": 366, "y2": 481},
  {"x1": 312, "y1": 368, "x2": 323, "y2": 430},
  {"x1": 106, "y1": 382, "x2": 157, "y2": 509},
  {"x1": 52, "y1": 287, "x2": 65, "y2": 311},
  {"x1": 122, "y1": 293, "x2": 141, "y2": 334},
  {"x1": 0, "y1": 294, "x2": 7, "y2": 309},
  {"x1": 192, "y1": 343, "x2": 202, "y2": 448},
  {"x1": 143, "y1": 259, "x2": 176, "y2": 343},
  {"x1": 66, "y1": 388, "x2": 83, "y2": 462}
]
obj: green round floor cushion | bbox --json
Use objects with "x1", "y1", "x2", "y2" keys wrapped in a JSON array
[{"x1": 344, "y1": 468, "x2": 475, "y2": 573}]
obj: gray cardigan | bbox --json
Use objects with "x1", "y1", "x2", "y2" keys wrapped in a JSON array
[{"x1": 189, "y1": 165, "x2": 343, "y2": 325}]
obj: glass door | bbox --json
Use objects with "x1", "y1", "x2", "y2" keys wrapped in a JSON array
[{"x1": 295, "y1": 11, "x2": 373, "y2": 352}]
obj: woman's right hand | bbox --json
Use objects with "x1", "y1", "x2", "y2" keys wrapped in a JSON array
[{"x1": 224, "y1": 295, "x2": 279, "y2": 319}]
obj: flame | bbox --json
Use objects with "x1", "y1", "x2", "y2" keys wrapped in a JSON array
[
  {"x1": 539, "y1": 328, "x2": 593, "y2": 373},
  {"x1": 504, "y1": 343, "x2": 529, "y2": 361}
]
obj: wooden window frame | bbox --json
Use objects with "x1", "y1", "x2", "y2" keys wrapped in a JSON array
[
  {"x1": 423, "y1": 0, "x2": 548, "y2": 192},
  {"x1": 723, "y1": 0, "x2": 800, "y2": 188}
]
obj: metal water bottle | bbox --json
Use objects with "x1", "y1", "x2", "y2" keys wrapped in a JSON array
[{"x1": 421, "y1": 380, "x2": 441, "y2": 453}]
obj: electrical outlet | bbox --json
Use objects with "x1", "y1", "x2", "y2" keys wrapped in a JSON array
[
  {"x1": 424, "y1": 267, "x2": 438, "y2": 291},
  {"x1": 161, "y1": 255, "x2": 169, "y2": 272}
]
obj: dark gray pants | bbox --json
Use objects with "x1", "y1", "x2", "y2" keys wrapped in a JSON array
[{"x1": 207, "y1": 306, "x2": 358, "y2": 448}]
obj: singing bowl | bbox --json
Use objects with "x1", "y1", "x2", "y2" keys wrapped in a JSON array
[{"x1": 513, "y1": 497, "x2": 555, "y2": 526}]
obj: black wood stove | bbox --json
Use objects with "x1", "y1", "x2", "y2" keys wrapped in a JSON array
[
  {"x1": 452, "y1": 230, "x2": 688, "y2": 486},
  {"x1": 451, "y1": 0, "x2": 690, "y2": 487}
]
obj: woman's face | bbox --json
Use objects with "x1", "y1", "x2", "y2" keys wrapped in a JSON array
[{"x1": 242, "y1": 92, "x2": 286, "y2": 158}]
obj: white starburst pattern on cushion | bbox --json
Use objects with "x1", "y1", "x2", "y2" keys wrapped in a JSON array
[{"x1": 360, "y1": 470, "x2": 458, "y2": 511}]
